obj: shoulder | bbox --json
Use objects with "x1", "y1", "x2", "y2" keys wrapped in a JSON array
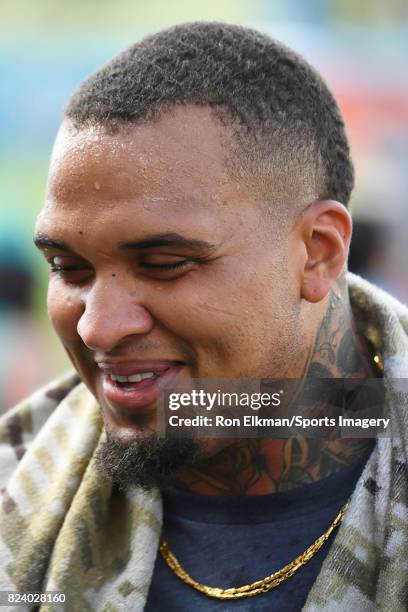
[
  {"x1": 348, "y1": 272, "x2": 408, "y2": 329},
  {"x1": 0, "y1": 372, "x2": 83, "y2": 486},
  {"x1": 348, "y1": 272, "x2": 408, "y2": 373}
]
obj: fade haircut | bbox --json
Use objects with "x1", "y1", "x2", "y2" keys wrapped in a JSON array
[{"x1": 65, "y1": 22, "x2": 354, "y2": 211}]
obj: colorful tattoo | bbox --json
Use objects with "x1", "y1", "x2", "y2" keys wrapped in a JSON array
[{"x1": 178, "y1": 277, "x2": 379, "y2": 496}]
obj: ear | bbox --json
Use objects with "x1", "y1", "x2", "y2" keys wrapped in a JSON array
[{"x1": 299, "y1": 200, "x2": 352, "y2": 303}]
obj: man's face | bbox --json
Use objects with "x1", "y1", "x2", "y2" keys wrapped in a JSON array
[{"x1": 35, "y1": 105, "x2": 306, "y2": 445}]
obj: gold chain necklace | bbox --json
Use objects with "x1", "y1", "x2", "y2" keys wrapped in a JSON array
[
  {"x1": 160, "y1": 352, "x2": 383, "y2": 600},
  {"x1": 160, "y1": 500, "x2": 348, "y2": 600}
]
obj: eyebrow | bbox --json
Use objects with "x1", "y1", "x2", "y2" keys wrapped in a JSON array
[
  {"x1": 33, "y1": 232, "x2": 216, "y2": 253},
  {"x1": 119, "y1": 233, "x2": 216, "y2": 252},
  {"x1": 33, "y1": 234, "x2": 70, "y2": 251}
]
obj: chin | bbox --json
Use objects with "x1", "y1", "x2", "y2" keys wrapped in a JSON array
[{"x1": 94, "y1": 428, "x2": 201, "y2": 491}]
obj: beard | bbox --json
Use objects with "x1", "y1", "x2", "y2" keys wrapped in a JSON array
[{"x1": 95, "y1": 430, "x2": 201, "y2": 491}]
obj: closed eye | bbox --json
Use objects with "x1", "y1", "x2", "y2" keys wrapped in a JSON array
[
  {"x1": 139, "y1": 260, "x2": 189, "y2": 271},
  {"x1": 138, "y1": 254, "x2": 197, "y2": 279},
  {"x1": 48, "y1": 255, "x2": 89, "y2": 271},
  {"x1": 47, "y1": 255, "x2": 92, "y2": 283},
  {"x1": 50, "y1": 263, "x2": 87, "y2": 272}
]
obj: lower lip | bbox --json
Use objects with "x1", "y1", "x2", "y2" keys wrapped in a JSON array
[{"x1": 101, "y1": 365, "x2": 184, "y2": 413}]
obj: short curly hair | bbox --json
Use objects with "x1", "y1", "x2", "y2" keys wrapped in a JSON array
[{"x1": 65, "y1": 22, "x2": 354, "y2": 209}]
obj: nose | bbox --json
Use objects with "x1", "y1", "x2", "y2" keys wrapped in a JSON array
[{"x1": 77, "y1": 280, "x2": 155, "y2": 352}]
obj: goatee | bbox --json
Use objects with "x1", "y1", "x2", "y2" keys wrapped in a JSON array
[{"x1": 95, "y1": 431, "x2": 201, "y2": 490}]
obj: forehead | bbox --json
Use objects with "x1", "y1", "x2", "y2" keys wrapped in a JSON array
[
  {"x1": 37, "y1": 105, "x2": 267, "y2": 247},
  {"x1": 47, "y1": 105, "x2": 236, "y2": 207}
]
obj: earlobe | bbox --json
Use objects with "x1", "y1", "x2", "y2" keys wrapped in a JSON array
[
  {"x1": 300, "y1": 201, "x2": 352, "y2": 304},
  {"x1": 301, "y1": 276, "x2": 332, "y2": 303}
]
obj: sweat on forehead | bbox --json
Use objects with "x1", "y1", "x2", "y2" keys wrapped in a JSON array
[
  {"x1": 49, "y1": 106, "x2": 246, "y2": 208},
  {"x1": 64, "y1": 21, "x2": 354, "y2": 212},
  {"x1": 54, "y1": 107, "x2": 319, "y2": 222}
]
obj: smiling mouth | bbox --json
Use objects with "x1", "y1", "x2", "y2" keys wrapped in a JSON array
[
  {"x1": 98, "y1": 362, "x2": 185, "y2": 413},
  {"x1": 108, "y1": 370, "x2": 162, "y2": 392}
]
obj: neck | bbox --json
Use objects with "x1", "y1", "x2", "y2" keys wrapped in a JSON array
[{"x1": 177, "y1": 277, "x2": 378, "y2": 495}]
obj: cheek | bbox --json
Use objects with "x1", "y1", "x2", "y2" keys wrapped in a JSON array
[
  {"x1": 183, "y1": 260, "x2": 299, "y2": 370},
  {"x1": 152, "y1": 269, "x2": 273, "y2": 361},
  {"x1": 47, "y1": 281, "x2": 83, "y2": 345}
]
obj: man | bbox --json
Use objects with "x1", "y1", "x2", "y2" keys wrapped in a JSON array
[{"x1": 1, "y1": 22, "x2": 407, "y2": 612}]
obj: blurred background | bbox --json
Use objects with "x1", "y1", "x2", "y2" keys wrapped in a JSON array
[{"x1": 1, "y1": 0, "x2": 407, "y2": 410}]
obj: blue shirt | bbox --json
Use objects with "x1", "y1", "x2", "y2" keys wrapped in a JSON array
[{"x1": 145, "y1": 455, "x2": 370, "y2": 612}]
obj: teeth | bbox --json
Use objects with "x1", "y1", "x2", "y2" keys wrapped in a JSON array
[
  {"x1": 109, "y1": 372, "x2": 155, "y2": 383},
  {"x1": 142, "y1": 372, "x2": 155, "y2": 379},
  {"x1": 128, "y1": 374, "x2": 142, "y2": 383}
]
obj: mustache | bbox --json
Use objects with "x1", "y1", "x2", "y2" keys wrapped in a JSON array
[{"x1": 94, "y1": 337, "x2": 195, "y2": 362}]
